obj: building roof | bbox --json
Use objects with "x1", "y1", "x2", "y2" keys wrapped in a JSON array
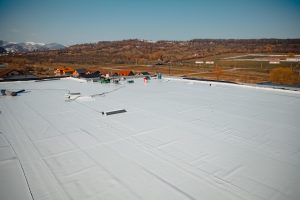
[
  {"x1": 0, "y1": 77, "x2": 300, "y2": 200},
  {"x1": 118, "y1": 70, "x2": 134, "y2": 76},
  {"x1": 55, "y1": 67, "x2": 74, "y2": 72},
  {"x1": 0, "y1": 68, "x2": 22, "y2": 78},
  {"x1": 141, "y1": 71, "x2": 150, "y2": 75},
  {"x1": 74, "y1": 68, "x2": 86, "y2": 74}
]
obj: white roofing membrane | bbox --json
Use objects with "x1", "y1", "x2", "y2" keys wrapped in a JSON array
[{"x1": 0, "y1": 77, "x2": 300, "y2": 200}]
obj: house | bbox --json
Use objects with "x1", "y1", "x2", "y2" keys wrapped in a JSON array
[
  {"x1": 112, "y1": 72, "x2": 119, "y2": 77},
  {"x1": 54, "y1": 68, "x2": 64, "y2": 76},
  {"x1": 54, "y1": 67, "x2": 74, "y2": 76},
  {"x1": 118, "y1": 70, "x2": 135, "y2": 76},
  {"x1": 0, "y1": 68, "x2": 23, "y2": 78},
  {"x1": 0, "y1": 68, "x2": 36, "y2": 80},
  {"x1": 269, "y1": 59, "x2": 280, "y2": 64},
  {"x1": 84, "y1": 71, "x2": 101, "y2": 78},
  {"x1": 141, "y1": 72, "x2": 151, "y2": 76},
  {"x1": 205, "y1": 61, "x2": 214, "y2": 64},
  {"x1": 286, "y1": 58, "x2": 300, "y2": 62},
  {"x1": 195, "y1": 61, "x2": 204, "y2": 64},
  {"x1": 100, "y1": 71, "x2": 111, "y2": 78},
  {"x1": 155, "y1": 62, "x2": 164, "y2": 65},
  {"x1": 73, "y1": 68, "x2": 86, "y2": 77}
]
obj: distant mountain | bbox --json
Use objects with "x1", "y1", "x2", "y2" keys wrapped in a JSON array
[
  {"x1": 0, "y1": 47, "x2": 6, "y2": 54},
  {"x1": 1, "y1": 39, "x2": 300, "y2": 65},
  {"x1": 2, "y1": 43, "x2": 28, "y2": 53},
  {"x1": 0, "y1": 40, "x2": 9, "y2": 46},
  {"x1": 0, "y1": 40, "x2": 66, "y2": 53},
  {"x1": 43, "y1": 43, "x2": 66, "y2": 50}
]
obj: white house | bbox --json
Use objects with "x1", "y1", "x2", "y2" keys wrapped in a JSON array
[
  {"x1": 269, "y1": 59, "x2": 280, "y2": 64},
  {"x1": 286, "y1": 58, "x2": 300, "y2": 62},
  {"x1": 195, "y1": 61, "x2": 204, "y2": 64},
  {"x1": 205, "y1": 61, "x2": 214, "y2": 64}
]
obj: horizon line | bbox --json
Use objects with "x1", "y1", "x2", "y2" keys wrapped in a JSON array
[{"x1": 2, "y1": 38, "x2": 300, "y2": 46}]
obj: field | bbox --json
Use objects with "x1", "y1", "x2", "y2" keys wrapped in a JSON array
[
  {"x1": 1, "y1": 52, "x2": 300, "y2": 85},
  {"x1": 85, "y1": 56, "x2": 300, "y2": 84}
]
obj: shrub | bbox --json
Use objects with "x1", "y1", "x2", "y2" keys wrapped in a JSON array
[
  {"x1": 213, "y1": 66, "x2": 223, "y2": 80},
  {"x1": 269, "y1": 67, "x2": 300, "y2": 85}
]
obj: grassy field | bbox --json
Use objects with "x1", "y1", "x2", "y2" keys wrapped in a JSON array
[
  {"x1": 29, "y1": 60, "x2": 299, "y2": 84},
  {"x1": 88, "y1": 63, "x2": 292, "y2": 84},
  {"x1": 3, "y1": 53, "x2": 300, "y2": 85}
]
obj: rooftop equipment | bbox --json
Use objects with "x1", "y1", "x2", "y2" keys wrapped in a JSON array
[
  {"x1": 99, "y1": 78, "x2": 111, "y2": 84},
  {"x1": 65, "y1": 92, "x2": 81, "y2": 101},
  {"x1": 1, "y1": 89, "x2": 25, "y2": 96},
  {"x1": 102, "y1": 109, "x2": 127, "y2": 116},
  {"x1": 157, "y1": 73, "x2": 162, "y2": 79}
]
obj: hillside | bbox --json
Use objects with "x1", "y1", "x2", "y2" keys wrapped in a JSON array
[
  {"x1": 0, "y1": 40, "x2": 66, "y2": 53},
  {"x1": 2, "y1": 39, "x2": 299, "y2": 65}
]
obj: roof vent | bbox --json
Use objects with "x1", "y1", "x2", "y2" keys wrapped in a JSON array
[{"x1": 102, "y1": 109, "x2": 127, "y2": 116}]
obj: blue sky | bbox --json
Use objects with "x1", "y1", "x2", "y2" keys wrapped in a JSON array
[{"x1": 0, "y1": 0, "x2": 300, "y2": 45}]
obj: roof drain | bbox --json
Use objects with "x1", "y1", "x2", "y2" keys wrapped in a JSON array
[
  {"x1": 65, "y1": 92, "x2": 81, "y2": 102},
  {"x1": 102, "y1": 109, "x2": 127, "y2": 116}
]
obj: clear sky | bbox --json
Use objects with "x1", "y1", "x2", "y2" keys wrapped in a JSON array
[{"x1": 1, "y1": 0, "x2": 300, "y2": 45}]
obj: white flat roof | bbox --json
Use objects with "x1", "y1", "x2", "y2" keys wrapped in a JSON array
[{"x1": 1, "y1": 77, "x2": 300, "y2": 200}]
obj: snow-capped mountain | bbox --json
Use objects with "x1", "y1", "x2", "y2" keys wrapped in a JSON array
[
  {"x1": 0, "y1": 40, "x2": 9, "y2": 46},
  {"x1": 25, "y1": 41, "x2": 45, "y2": 46},
  {"x1": 0, "y1": 40, "x2": 66, "y2": 53},
  {"x1": 43, "y1": 43, "x2": 66, "y2": 50}
]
